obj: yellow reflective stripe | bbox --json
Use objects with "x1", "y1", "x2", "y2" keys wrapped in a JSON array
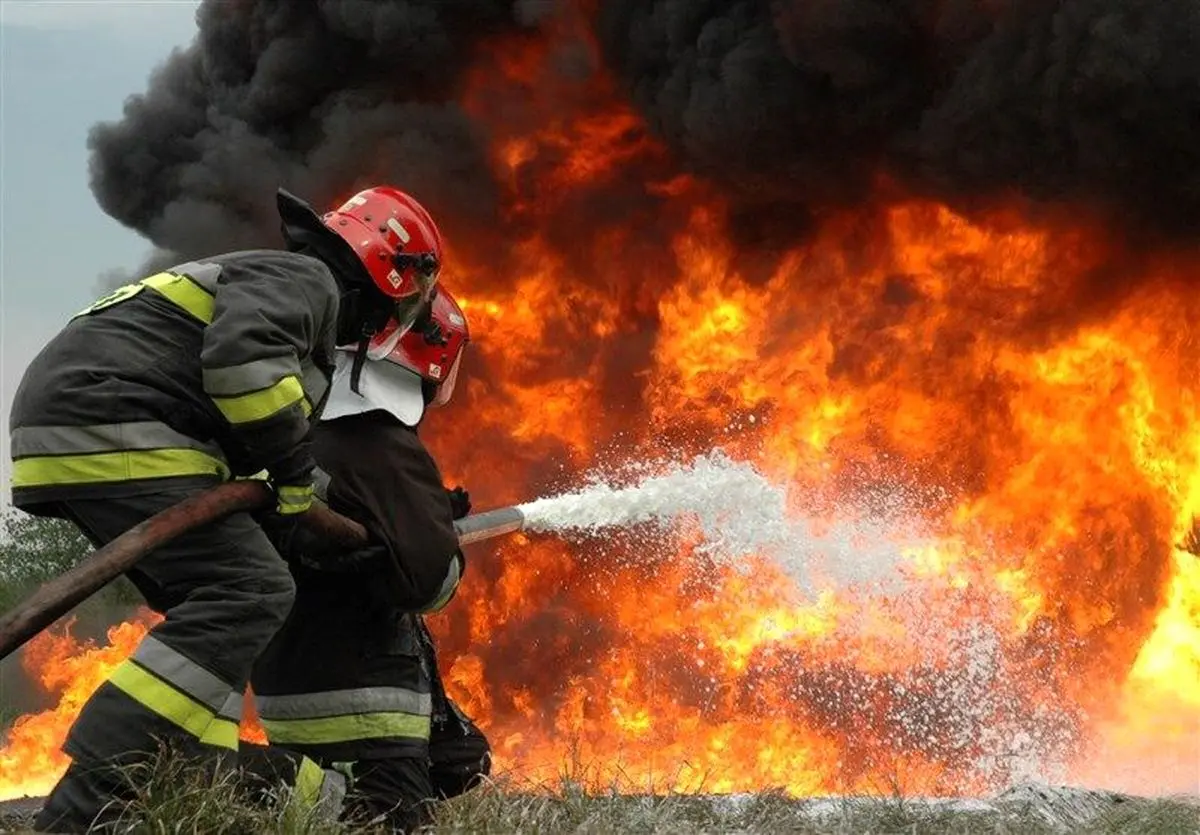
[
  {"x1": 72, "y1": 283, "x2": 146, "y2": 318},
  {"x1": 198, "y1": 717, "x2": 240, "y2": 749},
  {"x1": 108, "y1": 661, "x2": 237, "y2": 751},
  {"x1": 294, "y1": 757, "x2": 325, "y2": 810},
  {"x1": 276, "y1": 484, "x2": 314, "y2": 515},
  {"x1": 211, "y1": 375, "x2": 305, "y2": 424},
  {"x1": 262, "y1": 712, "x2": 431, "y2": 745},
  {"x1": 71, "y1": 271, "x2": 215, "y2": 322},
  {"x1": 141, "y1": 272, "x2": 215, "y2": 324},
  {"x1": 11, "y1": 422, "x2": 223, "y2": 459},
  {"x1": 11, "y1": 448, "x2": 230, "y2": 488}
]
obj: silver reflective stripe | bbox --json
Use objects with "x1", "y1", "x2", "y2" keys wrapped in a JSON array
[
  {"x1": 171, "y1": 261, "x2": 222, "y2": 293},
  {"x1": 11, "y1": 422, "x2": 224, "y2": 459},
  {"x1": 319, "y1": 770, "x2": 347, "y2": 818},
  {"x1": 255, "y1": 686, "x2": 432, "y2": 720},
  {"x1": 203, "y1": 355, "x2": 299, "y2": 396},
  {"x1": 218, "y1": 691, "x2": 244, "y2": 722},
  {"x1": 133, "y1": 636, "x2": 233, "y2": 713}
]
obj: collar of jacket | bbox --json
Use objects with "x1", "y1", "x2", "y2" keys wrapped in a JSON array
[{"x1": 320, "y1": 349, "x2": 426, "y2": 428}]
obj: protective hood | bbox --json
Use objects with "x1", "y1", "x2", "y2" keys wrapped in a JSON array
[
  {"x1": 321, "y1": 348, "x2": 426, "y2": 428},
  {"x1": 277, "y1": 188, "x2": 395, "y2": 344}
]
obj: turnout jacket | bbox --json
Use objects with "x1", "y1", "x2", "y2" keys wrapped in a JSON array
[
  {"x1": 8, "y1": 251, "x2": 339, "y2": 509},
  {"x1": 252, "y1": 410, "x2": 466, "y2": 762}
]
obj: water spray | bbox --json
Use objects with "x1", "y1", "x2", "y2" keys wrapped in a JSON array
[{"x1": 0, "y1": 450, "x2": 900, "y2": 661}]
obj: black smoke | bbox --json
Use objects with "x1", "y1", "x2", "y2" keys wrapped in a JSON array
[
  {"x1": 596, "y1": 0, "x2": 1200, "y2": 241},
  {"x1": 89, "y1": 0, "x2": 525, "y2": 263},
  {"x1": 89, "y1": 0, "x2": 1200, "y2": 264}
]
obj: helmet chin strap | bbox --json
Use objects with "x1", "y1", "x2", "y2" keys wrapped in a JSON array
[
  {"x1": 343, "y1": 290, "x2": 401, "y2": 395},
  {"x1": 334, "y1": 289, "x2": 371, "y2": 395},
  {"x1": 350, "y1": 331, "x2": 371, "y2": 396}
]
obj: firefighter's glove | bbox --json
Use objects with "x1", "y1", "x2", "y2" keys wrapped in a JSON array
[
  {"x1": 274, "y1": 482, "x2": 314, "y2": 516},
  {"x1": 446, "y1": 486, "x2": 471, "y2": 520},
  {"x1": 266, "y1": 444, "x2": 316, "y2": 516}
]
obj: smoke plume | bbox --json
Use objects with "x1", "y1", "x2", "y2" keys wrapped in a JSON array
[
  {"x1": 595, "y1": 0, "x2": 1200, "y2": 239},
  {"x1": 89, "y1": 1, "x2": 524, "y2": 261},
  {"x1": 90, "y1": 0, "x2": 1200, "y2": 259}
]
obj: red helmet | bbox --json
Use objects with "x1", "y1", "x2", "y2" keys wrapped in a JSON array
[
  {"x1": 383, "y1": 285, "x2": 470, "y2": 408},
  {"x1": 322, "y1": 186, "x2": 444, "y2": 333}
]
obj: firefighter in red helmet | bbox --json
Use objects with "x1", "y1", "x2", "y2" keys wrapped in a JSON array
[
  {"x1": 9, "y1": 185, "x2": 446, "y2": 833},
  {"x1": 244, "y1": 284, "x2": 489, "y2": 833}
]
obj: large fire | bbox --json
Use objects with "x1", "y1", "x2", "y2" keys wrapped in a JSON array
[{"x1": 2, "y1": 10, "x2": 1199, "y2": 804}]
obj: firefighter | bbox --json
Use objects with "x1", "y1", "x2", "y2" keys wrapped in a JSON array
[
  {"x1": 246, "y1": 284, "x2": 491, "y2": 833},
  {"x1": 8, "y1": 185, "x2": 447, "y2": 833}
]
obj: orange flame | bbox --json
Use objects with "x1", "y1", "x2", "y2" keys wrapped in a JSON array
[
  {"x1": 0, "y1": 610, "x2": 269, "y2": 801},
  {"x1": 0, "y1": 613, "x2": 158, "y2": 801},
  {"x1": 2, "y1": 11, "x2": 1198, "y2": 801}
]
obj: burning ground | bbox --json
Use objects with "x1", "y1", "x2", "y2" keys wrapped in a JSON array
[{"x1": 3, "y1": 0, "x2": 1200, "y2": 803}]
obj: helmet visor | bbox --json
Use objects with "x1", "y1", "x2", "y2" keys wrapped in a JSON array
[
  {"x1": 414, "y1": 256, "x2": 439, "y2": 298},
  {"x1": 393, "y1": 266, "x2": 440, "y2": 335},
  {"x1": 430, "y1": 350, "x2": 463, "y2": 408},
  {"x1": 393, "y1": 292, "x2": 429, "y2": 337}
]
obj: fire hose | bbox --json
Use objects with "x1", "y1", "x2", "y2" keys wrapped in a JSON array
[{"x1": 0, "y1": 481, "x2": 527, "y2": 661}]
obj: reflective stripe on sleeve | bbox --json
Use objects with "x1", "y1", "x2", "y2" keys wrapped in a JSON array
[
  {"x1": 276, "y1": 484, "x2": 314, "y2": 515},
  {"x1": 300, "y1": 360, "x2": 330, "y2": 415},
  {"x1": 210, "y1": 375, "x2": 309, "y2": 424},
  {"x1": 203, "y1": 355, "x2": 302, "y2": 397}
]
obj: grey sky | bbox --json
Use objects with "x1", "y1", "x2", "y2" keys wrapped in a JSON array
[{"x1": 0, "y1": 0, "x2": 202, "y2": 505}]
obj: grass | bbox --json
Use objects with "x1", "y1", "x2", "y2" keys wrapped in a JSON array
[
  {"x1": 0, "y1": 758, "x2": 1195, "y2": 835},
  {"x1": 0, "y1": 747, "x2": 353, "y2": 835},
  {"x1": 109, "y1": 753, "x2": 349, "y2": 835},
  {"x1": 427, "y1": 778, "x2": 1199, "y2": 835}
]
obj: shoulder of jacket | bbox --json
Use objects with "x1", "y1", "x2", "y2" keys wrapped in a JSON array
[{"x1": 208, "y1": 248, "x2": 333, "y2": 276}]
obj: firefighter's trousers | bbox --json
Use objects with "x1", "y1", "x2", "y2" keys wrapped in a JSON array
[
  {"x1": 33, "y1": 485, "x2": 301, "y2": 833},
  {"x1": 249, "y1": 571, "x2": 491, "y2": 833},
  {"x1": 240, "y1": 698, "x2": 490, "y2": 834},
  {"x1": 333, "y1": 703, "x2": 491, "y2": 833}
]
